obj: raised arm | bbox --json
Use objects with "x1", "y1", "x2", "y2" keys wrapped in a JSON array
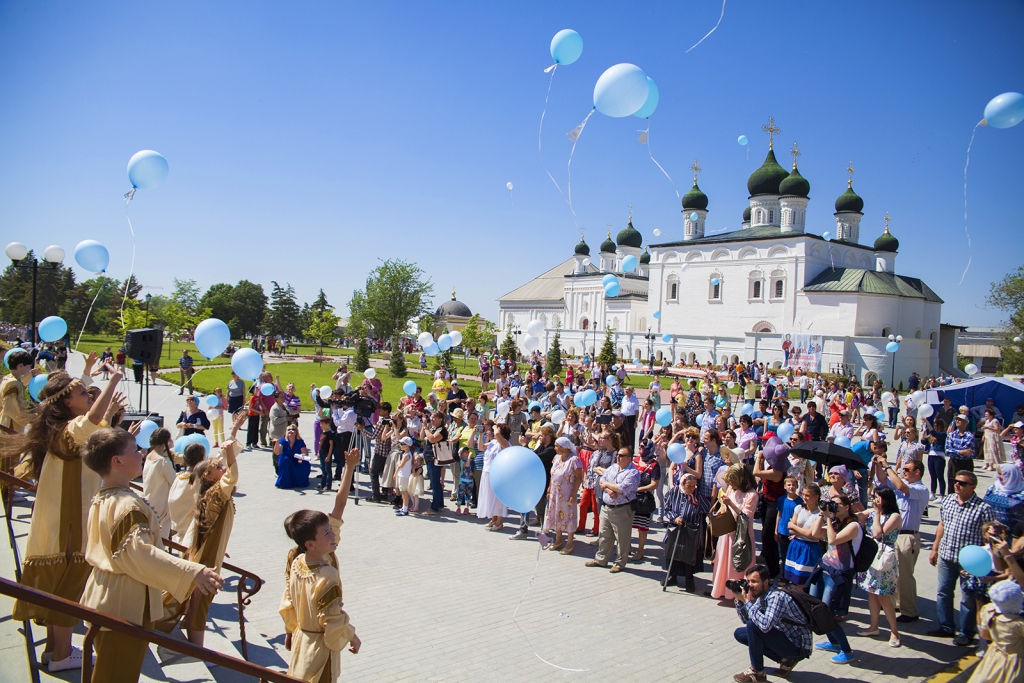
[
  {"x1": 87, "y1": 371, "x2": 124, "y2": 425},
  {"x1": 330, "y1": 449, "x2": 360, "y2": 521}
]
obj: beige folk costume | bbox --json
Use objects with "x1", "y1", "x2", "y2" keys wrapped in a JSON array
[
  {"x1": 167, "y1": 470, "x2": 200, "y2": 543},
  {"x1": 13, "y1": 414, "x2": 103, "y2": 626},
  {"x1": 81, "y1": 486, "x2": 204, "y2": 683},
  {"x1": 142, "y1": 450, "x2": 180, "y2": 541},
  {"x1": 0, "y1": 373, "x2": 31, "y2": 433},
  {"x1": 279, "y1": 516, "x2": 356, "y2": 683}
]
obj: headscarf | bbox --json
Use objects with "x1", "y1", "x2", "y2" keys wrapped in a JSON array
[
  {"x1": 828, "y1": 465, "x2": 850, "y2": 483},
  {"x1": 989, "y1": 579, "x2": 1023, "y2": 616},
  {"x1": 994, "y1": 463, "x2": 1024, "y2": 496},
  {"x1": 555, "y1": 436, "x2": 577, "y2": 457}
]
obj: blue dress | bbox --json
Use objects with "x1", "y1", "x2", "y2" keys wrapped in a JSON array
[{"x1": 275, "y1": 438, "x2": 311, "y2": 488}]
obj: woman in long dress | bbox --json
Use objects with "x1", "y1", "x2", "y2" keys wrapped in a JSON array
[
  {"x1": 855, "y1": 488, "x2": 903, "y2": 647},
  {"x1": 477, "y1": 422, "x2": 510, "y2": 530},
  {"x1": 983, "y1": 409, "x2": 1005, "y2": 471},
  {"x1": 967, "y1": 580, "x2": 1023, "y2": 683},
  {"x1": 662, "y1": 473, "x2": 705, "y2": 593},
  {"x1": 710, "y1": 464, "x2": 758, "y2": 600},
  {"x1": 543, "y1": 437, "x2": 582, "y2": 554},
  {"x1": 274, "y1": 424, "x2": 311, "y2": 488}
]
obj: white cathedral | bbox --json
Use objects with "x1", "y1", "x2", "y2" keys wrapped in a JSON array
[{"x1": 497, "y1": 121, "x2": 952, "y2": 384}]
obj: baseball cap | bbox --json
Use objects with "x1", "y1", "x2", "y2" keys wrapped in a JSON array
[{"x1": 399, "y1": 436, "x2": 414, "y2": 446}]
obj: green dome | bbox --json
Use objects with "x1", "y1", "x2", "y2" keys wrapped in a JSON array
[
  {"x1": 682, "y1": 183, "x2": 709, "y2": 210},
  {"x1": 779, "y1": 164, "x2": 810, "y2": 198},
  {"x1": 874, "y1": 227, "x2": 899, "y2": 252},
  {"x1": 835, "y1": 183, "x2": 864, "y2": 213},
  {"x1": 574, "y1": 239, "x2": 590, "y2": 256},
  {"x1": 747, "y1": 148, "x2": 790, "y2": 196},
  {"x1": 743, "y1": 206, "x2": 751, "y2": 222},
  {"x1": 639, "y1": 248, "x2": 650, "y2": 264},
  {"x1": 600, "y1": 232, "x2": 616, "y2": 253},
  {"x1": 616, "y1": 220, "x2": 643, "y2": 249}
]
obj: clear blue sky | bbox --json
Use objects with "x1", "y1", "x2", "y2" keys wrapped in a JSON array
[{"x1": 1, "y1": 1, "x2": 1021, "y2": 328}]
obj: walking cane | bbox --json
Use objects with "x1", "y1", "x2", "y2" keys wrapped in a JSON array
[{"x1": 662, "y1": 522, "x2": 684, "y2": 592}]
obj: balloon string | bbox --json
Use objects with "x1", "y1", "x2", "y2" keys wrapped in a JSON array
[
  {"x1": 75, "y1": 284, "x2": 108, "y2": 350},
  {"x1": 510, "y1": 539, "x2": 589, "y2": 673},
  {"x1": 120, "y1": 195, "x2": 137, "y2": 329},
  {"x1": 686, "y1": 0, "x2": 727, "y2": 53},
  {"x1": 641, "y1": 121, "x2": 680, "y2": 199},
  {"x1": 139, "y1": 366, "x2": 208, "y2": 420},
  {"x1": 566, "y1": 108, "x2": 595, "y2": 230},
  {"x1": 959, "y1": 123, "x2": 979, "y2": 285},
  {"x1": 538, "y1": 65, "x2": 565, "y2": 199}
]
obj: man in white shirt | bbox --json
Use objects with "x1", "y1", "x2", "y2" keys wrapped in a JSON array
[
  {"x1": 620, "y1": 386, "x2": 640, "y2": 447},
  {"x1": 798, "y1": 374, "x2": 810, "y2": 403},
  {"x1": 332, "y1": 403, "x2": 357, "y2": 481}
]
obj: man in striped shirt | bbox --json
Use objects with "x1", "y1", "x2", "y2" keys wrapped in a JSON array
[{"x1": 178, "y1": 349, "x2": 194, "y2": 395}]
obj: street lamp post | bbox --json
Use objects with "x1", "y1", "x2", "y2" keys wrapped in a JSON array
[
  {"x1": 887, "y1": 334, "x2": 903, "y2": 389},
  {"x1": 511, "y1": 324, "x2": 522, "y2": 363},
  {"x1": 644, "y1": 327, "x2": 657, "y2": 374},
  {"x1": 4, "y1": 242, "x2": 65, "y2": 345}
]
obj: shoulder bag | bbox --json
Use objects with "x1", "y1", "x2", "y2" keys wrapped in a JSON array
[
  {"x1": 708, "y1": 498, "x2": 737, "y2": 537},
  {"x1": 869, "y1": 514, "x2": 897, "y2": 573},
  {"x1": 431, "y1": 435, "x2": 456, "y2": 466}
]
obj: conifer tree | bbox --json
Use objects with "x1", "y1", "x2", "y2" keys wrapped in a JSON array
[{"x1": 388, "y1": 336, "x2": 407, "y2": 377}]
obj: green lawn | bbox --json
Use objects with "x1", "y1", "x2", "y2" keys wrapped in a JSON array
[
  {"x1": 160, "y1": 362, "x2": 483, "y2": 411},
  {"x1": 73, "y1": 335, "x2": 239, "y2": 369}
]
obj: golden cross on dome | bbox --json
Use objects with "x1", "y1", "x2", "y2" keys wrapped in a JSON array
[
  {"x1": 452, "y1": 286, "x2": 457, "y2": 300},
  {"x1": 689, "y1": 159, "x2": 702, "y2": 184},
  {"x1": 846, "y1": 161, "x2": 855, "y2": 187},
  {"x1": 789, "y1": 142, "x2": 801, "y2": 169},
  {"x1": 580, "y1": 225, "x2": 585, "y2": 241},
  {"x1": 884, "y1": 211, "x2": 891, "y2": 233},
  {"x1": 762, "y1": 117, "x2": 780, "y2": 149}
]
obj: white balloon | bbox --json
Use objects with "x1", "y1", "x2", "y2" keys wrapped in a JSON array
[
  {"x1": 551, "y1": 410, "x2": 566, "y2": 424},
  {"x1": 653, "y1": 229, "x2": 661, "y2": 237},
  {"x1": 964, "y1": 363, "x2": 979, "y2": 376},
  {"x1": 911, "y1": 390, "x2": 927, "y2": 407},
  {"x1": 506, "y1": 182, "x2": 513, "y2": 190},
  {"x1": 523, "y1": 334, "x2": 539, "y2": 351},
  {"x1": 918, "y1": 403, "x2": 934, "y2": 419},
  {"x1": 1014, "y1": 336, "x2": 1022, "y2": 343},
  {"x1": 881, "y1": 391, "x2": 894, "y2": 405},
  {"x1": 319, "y1": 385, "x2": 332, "y2": 400},
  {"x1": 364, "y1": 368, "x2": 376, "y2": 379},
  {"x1": 450, "y1": 330, "x2": 463, "y2": 346},
  {"x1": 496, "y1": 402, "x2": 511, "y2": 417},
  {"x1": 418, "y1": 332, "x2": 434, "y2": 347},
  {"x1": 527, "y1": 320, "x2": 545, "y2": 336}
]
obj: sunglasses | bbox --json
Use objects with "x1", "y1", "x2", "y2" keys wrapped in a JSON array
[{"x1": 954, "y1": 480, "x2": 974, "y2": 487}]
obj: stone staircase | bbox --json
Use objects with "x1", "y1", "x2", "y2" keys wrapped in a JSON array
[{"x1": 0, "y1": 491, "x2": 290, "y2": 683}]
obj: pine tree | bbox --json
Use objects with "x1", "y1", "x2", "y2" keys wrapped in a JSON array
[
  {"x1": 546, "y1": 327, "x2": 563, "y2": 378},
  {"x1": 354, "y1": 339, "x2": 370, "y2": 372},
  {"x1": 388, "y1": 336, "x2": 407, "y2": 377},
  {"x1": 598, "y1": 326, "x2": 617, "y2": 367},
  {"x1": 500, "y1": 328, "x2": 516, "y2": 361}
]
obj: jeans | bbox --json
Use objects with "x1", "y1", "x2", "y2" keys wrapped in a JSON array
[
  {"x1": 808, "y1": 570, "x2": 853, "y2": 653},
  {"x1": 334, "y1": 431, "x2": 353, "y2": 480},
  {"x1": 246, "y1": 414, "x2": 260, "y2": 447},
  {"x1": 370, "y1": 448, "x2": 387, "y2": 500},
  {"x1": 928, "y1": 454, "x2": 946, "y2": 496},
  {"x1": 947, "y1": 457, "x2": 973, "y2": 496},
  {"x1": 319, "y1": 454, "x2": 333, "y2": 490},
  {"x1": 426, "y1": 459, "x2": 444, "y2": 512},
  {"x1": 799, "y1": 388, "x2": 808, "y2": 403},
  {"x1": 888, "y1": 407, "x2": 899, "y2": 428},
  {"x1": 734, "y1": 623, "x2": 804, "y2": 672},
  {"x1": 936, "y1": 557, "x2": 978, "y2": 636}
]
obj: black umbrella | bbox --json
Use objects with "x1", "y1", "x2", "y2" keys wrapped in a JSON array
[{"x1": 786, "y1": 440, "x2": 866, "y2": 471}]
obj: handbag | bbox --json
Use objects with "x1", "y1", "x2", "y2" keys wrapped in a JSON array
[
  {"x1": 431, "y1": 439, "x2": 456, "y2": 466},
  {"x1": 632, "y1": 491, "x2": 657, "y2": 516},
  {"x1": 732, "y1": 513, "x2": 753, "y2": 571},
  {"x1": 665, "y1": 523, "x2": 699, "y2": 567},
  {"x1": 869, "y1": 515, "x2": 897, "y2": 573},
  {"x1": 708, "y1": 499, "x2": 737, "y2": 537}
]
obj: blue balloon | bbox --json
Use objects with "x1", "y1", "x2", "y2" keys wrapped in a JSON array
[
  {"x1": 38, "y1": 316, "x2": 67, "y2": 342},
  {"x1": 984, "y1": 92, "x2": 1024, "y2": 129},
  {"x1": 834, "y1": 435, "x2": 851, "y2": 448},
  {"x1": 769, "y1": 378, "x2": 777, "y2": 386},
  {"x1": 437, "y1": 334, "x2": 453, "y2": 351},
  {"x1": 127, "y1": 150, "x2": 169, "y2": 190},
  {"x1": 959, "y1": 544, "x2": 993, "y2": 577},
  {"x1": 605, "y1": 375, "x2": 616, "y2": 386},
  {"x1": 74, "y1": 239, "x2": 109, "y2": 273},
  {"x1": 822, "y1": 232, "x2": 831, "y2": 241},
  {"x1": 875, "y1": 410, "x2": 886, "y2": 422},
  {"x1": 177, "y1": 433, "x2": 211, "y2": 457},
  {"x1": 886, "y1": 341, "x2": 899, "y2": 353},
  {"x1": 695, "y1": 413, "x2": 704, "y2": 427},
  {"x1": 4, "y1": 348, "x2": 20, "y2": 369},
  {"x1": 621, "y1": 254, "x2": 638, "y2": 273},
  {"x1": 776, "y1": 422, "x2": 795, "y2": 442},
  {"x1": 28, "y1": 374, "x2": 48, "y2": 401},
  {"x1": 612, "y1": 364, "x2": 619, "y2": 370},
  {"x1": 194, "y1": 318, "x2": 231, "y2": 359},
  {"x1": 632, "y1": 76, "x2": 659, "y2": 119},
  {"x1": 573, "y1": 392, "x2": 586, "y2": 407},
  {"x1": 690, "y1": 212, "x2": 699, "y2": 221},
  {"x1": 528, "y1": 401, "x2": 542, "y2": 413},
  {"x1": 661, "y1": 333, "x2": 671, "y2": 343},
  {"x1": 666, "y1": 442, "x2": 687, "y2": 464},
  {"x1": 550, "y1": 29, "x2": 583, "y2": 65},
  {"x1": 582, "y1": 389, "x2": 597, "y2": 406},
  {"x1": 490, "y1": 445, "x2": 547, "y2": 512},
  {"x1": 652, "y1": 310, "x2": 660, "y2": 319},
  {"x1": 593, "y1": 63, "x2": 649, "y2": 118},
  {"x1": 711, "y1": 277, "x2": 720, "y2": 286},
  {"x1": 737, "y1": 135, "x2": 748, "y2": 146},
  {"x1": 204, "y1": 394, "x2": 219, "y2": 407},
  {"x1": 602, "y1": 273, "x2": 618, "y2": 286},
  {"x1": 260, "y1": 382, "x2": 275, "y2": 396},
  {"x1": 231, "y1": 347, "x2": 263, "y2": 381},
  {"x1": 403, "y1": 380, "x2": 417, "y2": 396},
  {"x1": 605, "y1": 281, "x2": 620, "y2": 297},
  {"x1": 740, "y1": 403, "x2": 754, "y2": 416},
  {"x1": 655, "y1": 407, "x2": 672, "y2": 427},
  {"x1": 424, "y1": 342, "x2": 440, "y2": 356},
  {"x1": 135, "y1": 419, "x2": 159, "y2": 449}
]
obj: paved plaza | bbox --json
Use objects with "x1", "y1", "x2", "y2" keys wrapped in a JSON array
[{"x1": 0, "y1": 354, "x2": 978, "y2": 683}]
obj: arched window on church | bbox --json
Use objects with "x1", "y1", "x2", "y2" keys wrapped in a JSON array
[
  {"x1": 752, "y1": 281, "x2": 761, "y2": 299},
  {"x1": 774, "y1": 280, "x2": 783, "y2": 298},
  {"x1": 539, "y1": 314, "x2": 547, "y2": 328},
  {"x1": 769, "y1": 209, "x2": 775, "y2": 223},
  {"x1": 552, "y1": 315, "x2": 560, "y2": 329},
  {"x1": 611, "y1": 317, "x2": 620, "y2": 331},
  {"x1": 667, "y1": 276, "x2": 679, "y2": 302},
  {"x1": 580, "y1": 318, "x2": 590, "y2": 330},
  {"x1": 506, "y1": 313, "x2": 515, "y2": 328},
  {"x1": 929, "y1": 330, "x2": 938, "y2": 350}
]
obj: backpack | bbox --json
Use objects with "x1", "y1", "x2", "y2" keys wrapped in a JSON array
[
  {"x1": 852, "y1": 531, "x2": 878, "y2": 573},
  {"x1": 777, "y1": 585, "x2": 837, "y2": 636}
]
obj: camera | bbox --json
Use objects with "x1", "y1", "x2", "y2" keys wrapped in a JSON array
[
  {"x1": 332, "y1": 390, "x2": 377, "y2": 419},
  {"x1": 725, "y1": 578, "x2": 749, "y2": 595},
  {"x1": 819, "y1": 499, "x2": 839, "y2": 514},
  {"x1": 595, "y1": 414, "x2": 612, "y2": 425}
]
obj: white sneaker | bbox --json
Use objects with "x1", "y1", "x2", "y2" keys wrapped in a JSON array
[
  {"x1": 929, "y1": 493, "x2": 936, "y2": 501},
  {"x1": 48, "y1": 646, "x2": 83, "y2": 672}
]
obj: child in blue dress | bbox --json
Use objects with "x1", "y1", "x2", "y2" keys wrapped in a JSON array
[{"x1": 455, "y1": 447, "x2": 475, "y2": 515}]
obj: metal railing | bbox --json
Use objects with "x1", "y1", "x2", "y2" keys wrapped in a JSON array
[
  {"x1": 0, "y1": 468, "x2": 42, "y2": 683},
  {"x1": 0, "y1": 576, "x2": 303, "y2": 683}
]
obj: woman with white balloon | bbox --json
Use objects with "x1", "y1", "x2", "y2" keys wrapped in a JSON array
[{"x1": 981, "y1": 409, "x2": 1005, "y2": 471}]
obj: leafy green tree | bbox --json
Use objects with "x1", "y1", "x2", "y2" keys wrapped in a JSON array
[
  {"x1": 547, "y1": 326, "x2": 563, "y2": 377},
  {"x1": 171, "y1": 278, "x2": 201, "y2": 314},
  {"x1": 0, "y1": 251, "x2": 78, "y2": 332},
  {"x1": 232, "y1": 280, "x2": 267, "y2": 338},
  {"x1": 266, "y1": 281, "x2": 301, "y2": 338},
  {"x1": 120, "y1": 298, "x2": 150, "y2": 331},
  {"x1": 461, "y1": 313, "x2": 496, "y2": 352},
  {"x1": 500, "y1": 328, "x2": 516, "y2": 360},
  {"x1": 304, "y1": 308, "x2": 341, "y2": 353},
  {"x1": 60, "y1": 276, "x2": 120, "y2": 338},
  {"x1": 348, "y1": 259, "x2": 434, "y2": 343},
  {"x1": 988, "y1": 265, "x2": 1024, "y2": 374},
  {"x1": 388, "y1": 336, "x2": 408, "y2": 378},
  {"x1": 598, "y1": 326, "x2": 617, "y2": 367},
  {"x1": 417, "y1": 314, "x2": 435, "y2": 334},
  {"x1": 353, "y1": 339, "x2": 370, "y2": 372}
]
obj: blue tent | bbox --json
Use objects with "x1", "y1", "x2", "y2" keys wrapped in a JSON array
[{"x1": 924, "y1": 377, "x2": 1024, "y2": 425}]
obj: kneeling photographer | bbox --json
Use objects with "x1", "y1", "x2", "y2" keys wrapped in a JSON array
[{"x1": 732, "y1": 564, "x2": 812, "y2": 683}]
